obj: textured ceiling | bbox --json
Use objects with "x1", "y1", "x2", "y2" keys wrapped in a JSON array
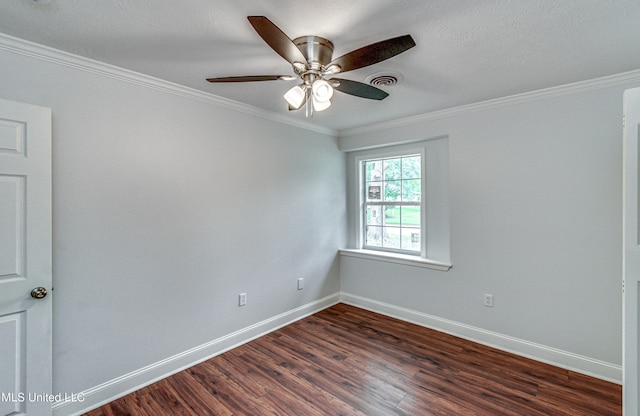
[{"x1": 1, "y1": 0, "x2": 640, "y2": 131}]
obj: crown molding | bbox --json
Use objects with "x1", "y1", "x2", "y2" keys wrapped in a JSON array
[
  {"x1": 339, "y1": 69, "x2": 640, "y2": 138},
  {"x1": 3, "y1": 32, "x2": 639, "y2": 140},
  {"x1": 0, "y1": 32, "x2": 338, "y2": 137}
]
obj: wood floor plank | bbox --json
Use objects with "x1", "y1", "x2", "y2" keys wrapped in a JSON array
[
  {"x1": 233, "y1": 347, "x2": 344, "y2": 416},
  {"x1": 132, "y1": 388, "x2": 174, "y2": 416},
  {"x1": 212, "y1": 354, "x2": 272, "y2": 398},
  {"x1": 270, "y1": 330, "x2": 409, "y2": 408},
  {"x1": 396, "y1": 390, "x2": 479, "y2": 416},
  {"x1": 244, "y1": 335, "x2": 375, "y2": 415},
  {"x1": 167, "y1": 370, "x2": 234, "y2": 416},
  {"x1": 188, "y1": 359, "x2": 268, "y2": 414},
  {"x1": 84, "y1": 304, "x2": 622, "y2": 415},
  {"x1": 536, "y1": 379, "x2": 621, "y2": 416},
  {"x1": 146, "y1": 379, "x2": 196, "y2": 416}
]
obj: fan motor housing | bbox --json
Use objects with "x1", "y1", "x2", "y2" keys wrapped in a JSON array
[{"x1": 293, "y1": 36, "x2": 334, "y2": 67}]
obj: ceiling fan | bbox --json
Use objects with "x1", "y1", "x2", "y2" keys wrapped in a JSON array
[{"x1": 206, "y1": 16, "x2": 416, "y2": 116}]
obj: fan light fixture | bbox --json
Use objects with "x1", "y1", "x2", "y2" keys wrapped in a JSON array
[
  {"x1": 206, "y1": 16, "x2": 416, "y2": 118},
  {"x1": 283, "y1": 79, "x2": 334, "y2": 112}
]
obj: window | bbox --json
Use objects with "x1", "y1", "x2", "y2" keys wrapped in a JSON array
[
  {"x1": 343, "y1": 137, "x2": 451, "y2": 271},
  {"x1": 362, "y1": 154, "x2": 422, "y2": 255}
]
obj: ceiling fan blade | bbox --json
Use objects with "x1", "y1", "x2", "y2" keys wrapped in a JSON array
[
  {"x1": 332, "y1": 78, "x2": 389, "y2": 100},
  {"x1": 206, "y1": 75, "x2": 294, "y2": 82},
  {"x1": 328, "y1": 35, "x2": 416, "y2": 73},
  {"x1": 247, "y1": 16, "x2": 308, "y2": 65}
]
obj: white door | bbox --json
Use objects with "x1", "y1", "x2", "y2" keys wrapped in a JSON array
[
  {"x1": 624, "y1": 87, "x2": 640, "y2": 416},
  {"x1": 0, "y1": 98, "x2": 52, "y2": 416}
]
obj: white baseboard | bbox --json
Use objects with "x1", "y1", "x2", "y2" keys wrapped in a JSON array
[
  {"x1": 340, "y1": 292, "x2": 622, "y2": 384},
  {"x1": 53, "y1": 293, "x2": 341, "y2": 416},
  {"x1": 53, "y1": 291, "x2": 621, "y2": 415}
]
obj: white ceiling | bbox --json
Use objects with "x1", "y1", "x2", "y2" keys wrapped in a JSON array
[{"x1": 1, "y1": 0, "x2": 640, "y2": 131}]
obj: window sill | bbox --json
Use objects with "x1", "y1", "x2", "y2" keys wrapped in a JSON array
[{"x1": 339, "y1": 249, "x2": 452, "y2": 271}]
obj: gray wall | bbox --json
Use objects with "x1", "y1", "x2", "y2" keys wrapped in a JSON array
[
  {"x1": 340, "y1": 82, "x2": 629, "y2": 372},
  {"x1": 0, "y1": 46, "x2": 346, "y2": 397}
]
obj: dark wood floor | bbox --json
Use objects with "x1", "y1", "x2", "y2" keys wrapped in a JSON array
[{"x1": 85, "y1": 303, "x2": 622, "y2": 415}]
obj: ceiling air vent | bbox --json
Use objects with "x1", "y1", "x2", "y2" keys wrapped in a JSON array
[{"x1": 366, "y1": 71, "x2": 404, "y2": 87}]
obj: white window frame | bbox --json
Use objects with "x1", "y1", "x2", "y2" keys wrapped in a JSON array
[{"x1": 359, "y1": 149, "x2": 426, "y2": 257}]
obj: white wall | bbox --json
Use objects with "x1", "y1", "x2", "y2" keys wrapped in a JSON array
[
  {"x1": 340, "y1": 79, "x2": 636, "y2": 379},
  {"x1": 0, "y1": 42, "x2": 345, "y2": 403}
]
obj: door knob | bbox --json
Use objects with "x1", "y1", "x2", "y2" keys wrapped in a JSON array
[{"x1": 30, "y1": 287, "x2": 47, "y2": 299}]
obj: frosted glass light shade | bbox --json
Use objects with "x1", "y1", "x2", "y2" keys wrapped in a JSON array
[
  {"x1": 284, "y1": 85, "x2": 306, "y2": 109},
  {"x1": 312, "y1": 79, "x2": 333, "y2": 102},
  {"x1": 312, "y1": 95, "x2": 331, "y2": 111}
]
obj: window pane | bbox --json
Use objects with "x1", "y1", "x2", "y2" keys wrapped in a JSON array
[
  {"x1": 366, "y1": 206, "x2": 383, "y2": 226},
  {"x1": 365, "y1": 160, "x2": 382, "y2": 181},
  {"x1": 384, "y1": 181, "x2": 401, "y2": 201},
  {"x1": 400, "y1": 206, "x2": 420, "y2": 227},
  {"x1": 402, "y1": 156, "x2": 421, "y2": 179},
  {"x1": 366, "y1": 226, "x2": 382, "y2": 247},
  {"x1": 382, "y1": 226, "x2": 401, "y2": 249},
  {"x1": 366, "y1": 182, "x2": 382, "y2": 201},
  {"x1": 383, "y1": 158, "x2": 401, "y2": 181},
  {"x1": 402, "y1": 179, "x2": 421, "y2": 202},
  {"x1": 401, "y1": 228, "x2": 421, "y2": 251},
  {"x1": 383, "y1": 205, "x2": 399, "y2": 225}
]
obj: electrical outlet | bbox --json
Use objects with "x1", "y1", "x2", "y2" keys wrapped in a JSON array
[
  {"x1": 484, "y1": 293, "x2": 494, "y2": 307},
  {"x1": 297, "y1": 278, "x2": 304, "y2": 290},
  {"x1": 239, "y1": 293, "x2": 247, "y2": 306}
]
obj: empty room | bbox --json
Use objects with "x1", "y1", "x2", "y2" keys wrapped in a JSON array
[{"x1": 1, "y1": 1, "x2": 640, "y2": 415}]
